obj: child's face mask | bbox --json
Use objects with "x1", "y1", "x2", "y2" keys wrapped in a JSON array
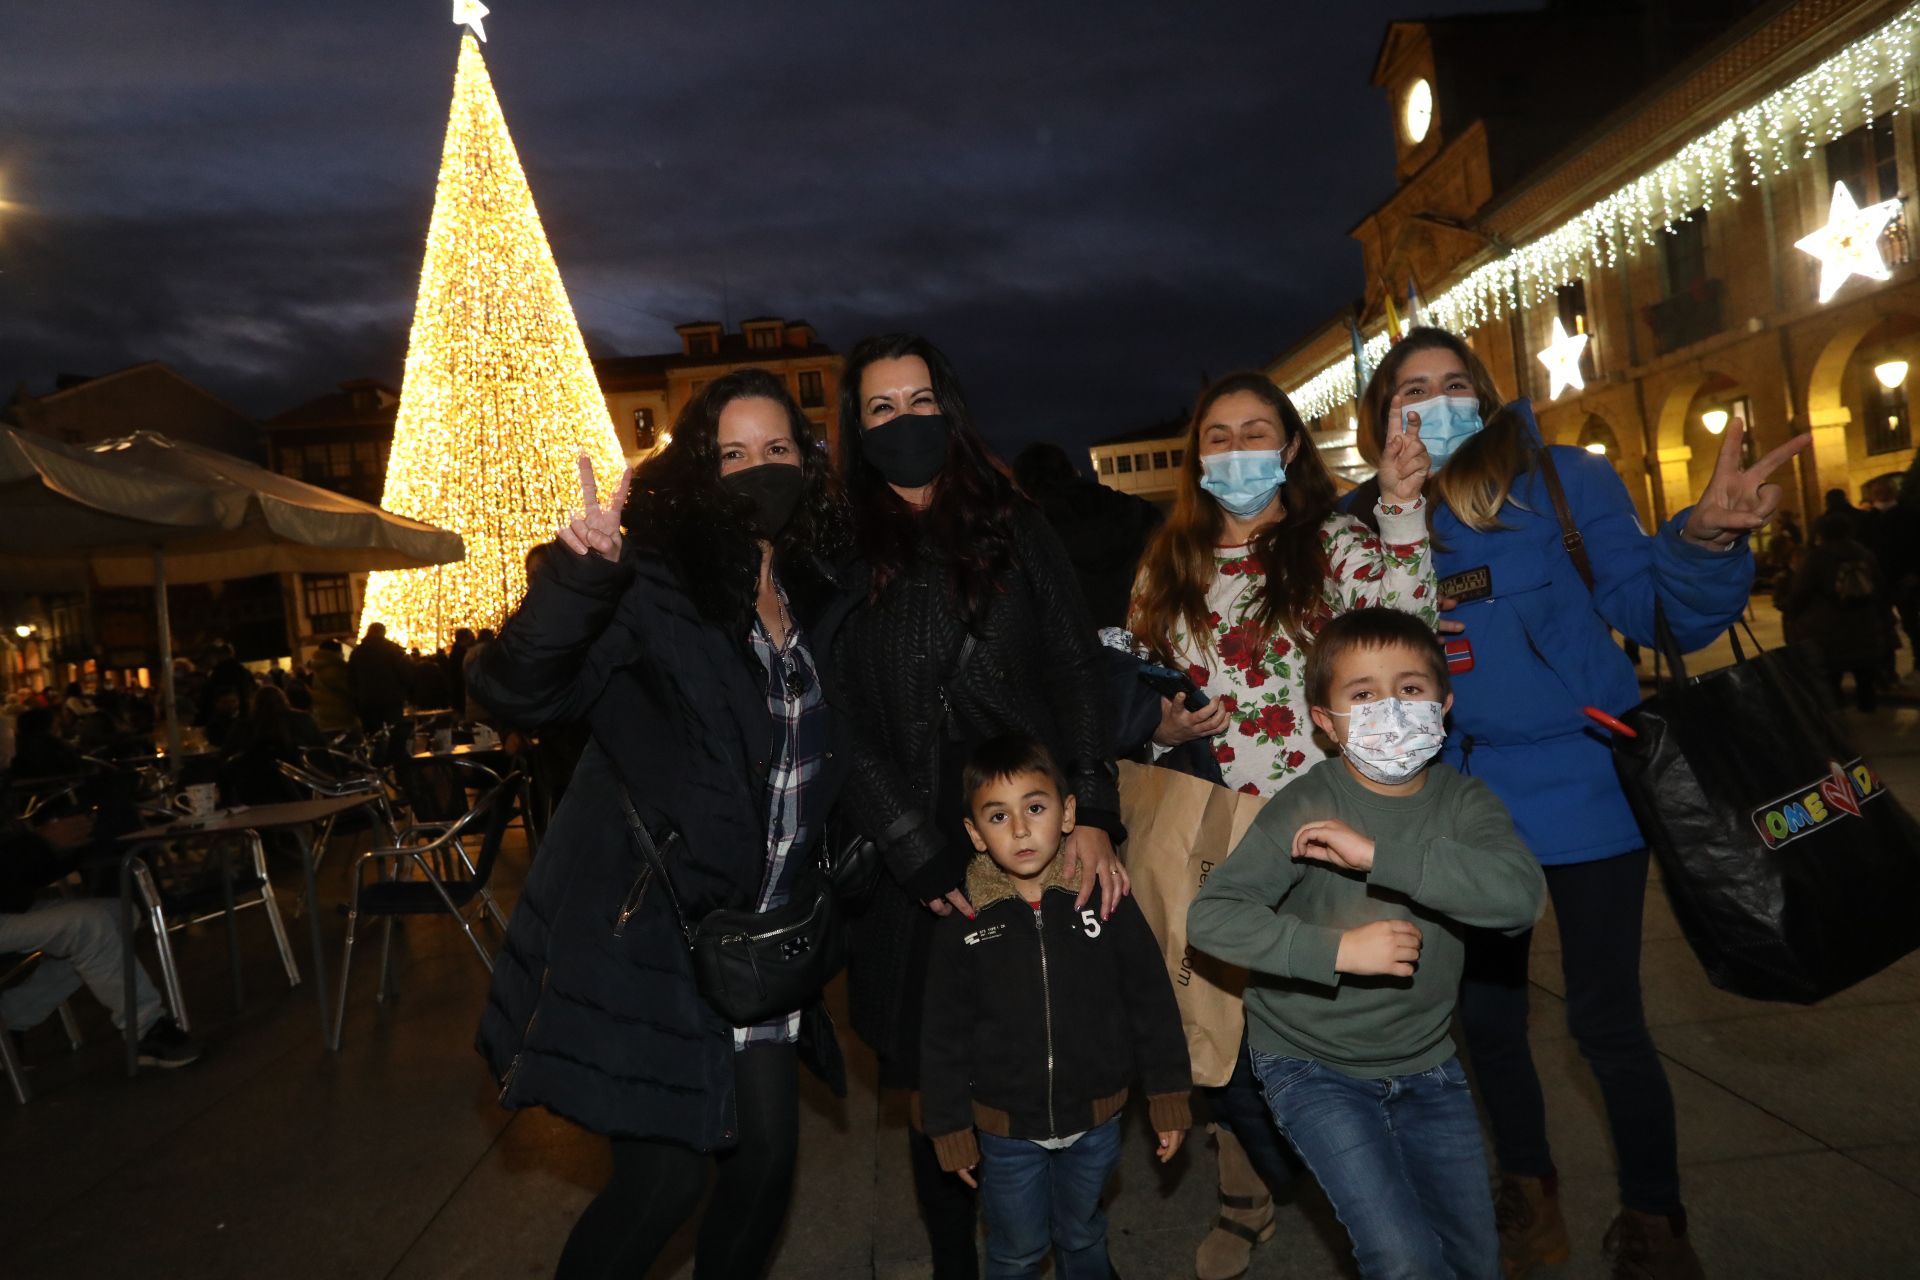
[
  {"x1": 1327, "y1": 697, "x2": 1446, "y2": 785},
  {"x1": 1401, "y1": 395, "x2": 1483, "y2": 470}
]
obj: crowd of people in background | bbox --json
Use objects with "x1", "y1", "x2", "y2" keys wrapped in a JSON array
[{"x1": 1767, "y1": 474, "x2": 1920, "y2": 711}]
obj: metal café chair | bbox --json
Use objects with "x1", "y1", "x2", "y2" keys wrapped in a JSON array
[
  {"x1": 0, "y1": 953, "x2": 85, "y2": 1105},
  {"x1": 276, "y1": 750, "x2": 402, "y2": 880},
  {"x1": 126, "y1": 802, "x2": 301, "y2": 1030},
  {"x1": 331, "y1": 769, "x2": 524, "y2": 1051}
]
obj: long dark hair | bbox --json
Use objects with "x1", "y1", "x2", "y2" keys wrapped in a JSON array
[
  {"x1": 838, "y1": 333, "x2": 1019, "y2": 620},
  {"x1": 624, "y1": 368, "x2": 850, "y2": 627},
  {"x1": 1132, "y1": 372, "x2": 1338, "y2": 664}
]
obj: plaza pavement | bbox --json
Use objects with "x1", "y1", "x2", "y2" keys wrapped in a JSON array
[{"x1": 6, "y1": 601, "x2": 1920, "y2": 1279}]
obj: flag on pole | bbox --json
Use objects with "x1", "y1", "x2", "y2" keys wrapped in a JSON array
[
  {"x1": 1348, "y1": 310, "x2": 1372, "y2": 404},
  {"x1": 1406, "y1": 274, "x2": 1430, "y2": 330},
  {"x1": 1383, "y1": 289, "x2": 1405, "y2": 344}
]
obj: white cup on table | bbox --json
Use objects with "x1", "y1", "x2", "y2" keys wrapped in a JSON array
[{"x1": 174, "y1": 783, "x2": 219, "y2": 819}]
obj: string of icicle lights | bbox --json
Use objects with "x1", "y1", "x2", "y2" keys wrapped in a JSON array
[
  {"x1": 1287, "y1": 1, "x2": 1920, "y2": 421},
  {"x1": 360, "y1": 33, "x2": 625, "y2": 653}
]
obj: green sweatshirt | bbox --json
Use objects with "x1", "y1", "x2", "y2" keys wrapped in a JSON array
[{"x1": 1188, "y1": 757, "x2": 1544, "y2": 1079}]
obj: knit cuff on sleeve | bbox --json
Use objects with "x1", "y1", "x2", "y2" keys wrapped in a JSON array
[
  {"x1": 1366, "y1": 839, "x2": 1425, "y2": 901},
  {"x1": 930, "y1": 1128, "x2": 981, "y2": 1173},
  {"x1": 902, "y1": 844, "x2": 966, "y2": 905},
  {"x1": 1374, "y1": 501, "x2": 1429, "y2": 547},
  {"x1": 1287, "y1": 923, "x2": 1346, "y2": 987},
  {"x1": 1147, "y1": 1091, "x2": 1193, "y2": 1134}
]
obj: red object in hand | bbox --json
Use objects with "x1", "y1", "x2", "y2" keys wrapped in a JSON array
[{"x1": 1583, "y1": 706, "x2": 1638, "y2": 738}]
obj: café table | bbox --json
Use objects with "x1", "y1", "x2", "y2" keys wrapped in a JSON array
[
  {"x1": 408, "y1": 742, "x2": 510, "y2": 767},
  {"x1": 116, "y1": 792, "x2": 390, "y2": 1072}
]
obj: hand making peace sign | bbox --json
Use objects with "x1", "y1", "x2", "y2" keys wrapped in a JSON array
[
  {"x1": 1681, "y1": 419, "x2": 1811, "y2": 549},
  {"x1": 1376, "y1": 410, "x2": 1432, "y2": 506},
  {"x1": 556, "y1": 454, "x2": 634, "y2": 562}
]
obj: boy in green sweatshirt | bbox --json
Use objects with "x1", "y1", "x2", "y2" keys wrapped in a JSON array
[{"x1": 1188, "y1": 607, "x2": 1544, "y2": 1280}]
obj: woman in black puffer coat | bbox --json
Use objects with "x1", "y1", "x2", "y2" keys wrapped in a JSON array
[
  {"x1": 832, "y1": 333, "x2": 1129, "y2": 1280},
  {"x1": 469, "y1": 370, "x2": 860, "y2": 1280}
]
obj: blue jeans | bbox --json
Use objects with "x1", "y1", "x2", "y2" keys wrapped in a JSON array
[
  {"x1": 1253, "y1": 1051, "x2": 1498, "y2": 1280},
  {"x1": 976, "y1": 1117, "x2": 1123, "y2": 1279}
]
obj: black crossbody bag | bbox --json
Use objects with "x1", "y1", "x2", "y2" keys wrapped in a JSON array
[
  {"x1": 615, "y1": 633, "x2": 979, "y2": 1024},
  {"x1": 617, "y1": 786, "x2": 845, "y2": 1026}
]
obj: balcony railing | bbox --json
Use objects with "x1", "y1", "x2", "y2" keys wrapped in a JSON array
[{"x1": 1644, "y1": 276, "x2": 1724, "y2": 357}]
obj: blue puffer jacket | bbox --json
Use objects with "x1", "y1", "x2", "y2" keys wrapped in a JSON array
[{"x1": 1343, "y1": 400, "x2": 1753, "y2": 865}]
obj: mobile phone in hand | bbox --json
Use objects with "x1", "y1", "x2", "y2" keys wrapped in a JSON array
[{"x1": 1138, "y1": 662, "x2": 1209, "y2": 712}]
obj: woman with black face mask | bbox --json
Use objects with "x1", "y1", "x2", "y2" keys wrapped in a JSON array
[
  {"x1": 468, "y1": 368, "x2": 859, "y2": 1280},
  {"x1": 833, "y1": 333, "x2": 1133, "y2": 1278}
]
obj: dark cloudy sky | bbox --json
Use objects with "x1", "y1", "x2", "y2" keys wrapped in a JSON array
[{"x1": 0, "y1": 0, "x2": 1532, "y2": 456}]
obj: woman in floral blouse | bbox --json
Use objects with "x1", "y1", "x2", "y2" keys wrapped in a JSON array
[{"x1": 1127, "y1": 370, "x2": 1435, "y2": 1280}]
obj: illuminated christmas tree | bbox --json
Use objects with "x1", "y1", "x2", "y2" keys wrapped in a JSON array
[{"x1": 361, "y1": 28, "x2": 624, "y2": 653}]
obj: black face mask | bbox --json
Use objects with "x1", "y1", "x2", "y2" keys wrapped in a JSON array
[
  {"x1": 861, "y1": 412, "x2": 951, "y2": 488},
  {"x1": 720, "y1": 463, "x2": 806, "y2": 536}
]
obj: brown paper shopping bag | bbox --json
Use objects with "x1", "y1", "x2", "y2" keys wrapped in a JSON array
[{"x1": 1119, "y1": 760, "x2": 1269, "y2": 1087}]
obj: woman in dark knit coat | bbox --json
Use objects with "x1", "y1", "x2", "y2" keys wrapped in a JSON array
[{"x1": 832, "y1": 332, "x2": 1129, "y2": 1279}]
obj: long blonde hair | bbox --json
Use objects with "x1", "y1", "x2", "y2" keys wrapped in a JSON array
[
  {"x1": 1358, "y1": 327, "x2": 1531, "y2": 532},
  {"x1": 1131, "y1": 373, "x2": 1338, "y2": 664}
]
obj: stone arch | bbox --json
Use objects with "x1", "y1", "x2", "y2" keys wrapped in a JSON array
[
  {"x1": 1802, "y1": 310, "x2": 1920, "y2": 504},
  {"x1": 1651, "y1": 371, "x2": 1739, "y2": 516},
  {"x1": 1577, "y1": 414, "x2": 1623, "y2": 458}
]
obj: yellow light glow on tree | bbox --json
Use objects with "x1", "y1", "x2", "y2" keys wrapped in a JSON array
[{"x1": 361, "y1": 33, "x2": 623, "y2": 653}]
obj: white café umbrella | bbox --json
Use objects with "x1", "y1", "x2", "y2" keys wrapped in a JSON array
[{"x1": 0, "y1": 428, "x2": 465, "y2": 758}]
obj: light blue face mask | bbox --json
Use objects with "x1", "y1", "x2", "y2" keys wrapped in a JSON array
[
  {"x1": 1199, "y1": 449, "x2": 1287, "y2": 518},
  {"x1": 1403, "y1": 394, "x2": 1484, "y2": 469}
]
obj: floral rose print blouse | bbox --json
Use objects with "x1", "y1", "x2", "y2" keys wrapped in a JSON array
[{"x1": 1132, "y1": 504, "x2": 1437, "y2": 796}]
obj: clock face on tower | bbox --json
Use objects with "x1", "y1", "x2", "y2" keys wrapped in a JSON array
[{"x1": 1403, "y1": 77, "x2": 1433, "y2": 145}]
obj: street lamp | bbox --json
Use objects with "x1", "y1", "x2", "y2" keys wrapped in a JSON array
[
  {"x1": 1701, "y1": 408, "x2": 1730, "y2": 435},
  {"x1": 1584, "y1": 441, "x2": 1608, "y2": 455},
  {"x1": 1874, "y1": 359, "x2": 1910, "y2": 390},
  {"x1": 12, "y1": 624, "x2": 33, "y2": 639}
]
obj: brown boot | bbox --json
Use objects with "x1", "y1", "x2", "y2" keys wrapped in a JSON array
[
  {"x1": 1495, "y1": 1172, "x2": 1572, "y2": 1277},
  {"x1": 1194, "y1": 1125, "x2": 1276, "y2": 1280},
  {"x1": 1603, "y1": 1207, "x2": 1704, "y2": 1280}
]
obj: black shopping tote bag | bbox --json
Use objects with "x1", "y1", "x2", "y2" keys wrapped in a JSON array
[{"x1": 1586, "y1": 616, "x2": 1920, "y2": 1003}]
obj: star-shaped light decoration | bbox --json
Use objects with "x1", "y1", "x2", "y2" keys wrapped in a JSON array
[
  {"x1": 1795, "y1": 182, "x2": 1903, "y2": 304},
  {"x1": 453, "y1": 0, "x2": 489, "y2": 42},
  {"x1": 1537, "y1": 316, "x2": 1589, "y2": 400}
]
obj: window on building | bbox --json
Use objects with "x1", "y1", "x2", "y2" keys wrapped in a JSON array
[
  {"x1": 1826, "y1": 113, "x2": 1900, "y2": 208},
  {"x1": 1116, "y1": 455, "x2": 1134, "y2": 474},
  {"x1": 797, "y1": 370, "x2": 824, "y2": 408},
  {"x1": 302, "y1": 574, "x2": 354, "y2": 636},
  {"x1": 748, "y1": 327, "x2": 780, "y2": 350},
  {"x1": 1867, "y1": 378, "x2": 1912, "y2": 456},
  {"x1": 1662, "y1": 211, "x2": 1709, "y2": 296},
  {"x1": 277, "y1": 445, "x2": 304, "y2": 478},
  {"x1": 631, "y1": 408, "x2": 656, "y2": 450},
  {"x1": 1134, "y1": 453, "x2": 1149, "y2": 471},
  {"x1": 1152, "y1": 450, "x2": 1170, "y2": 469},
  {"x1": 1097, "y1": 455, "x2": 1114, "y2": 475},
  {"x1": 687, "y1": 332, "x2": 718, "y2": 357},
  {"x1": 1170, "y1": 449, "x2": 1186, "y2": 467}
]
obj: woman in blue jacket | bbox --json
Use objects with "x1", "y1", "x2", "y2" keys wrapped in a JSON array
[{"x1": 1345, "y1": 327, "x2": 1805, "y2": 1280}]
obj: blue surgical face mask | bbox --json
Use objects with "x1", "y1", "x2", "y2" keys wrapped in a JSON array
[
  {"x1": 1199, "y1": 449, "x2": 1287, "y2": 518},
  {"x1": 1402, "y1": 395, "x2": 1484, "y2": 469}
]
